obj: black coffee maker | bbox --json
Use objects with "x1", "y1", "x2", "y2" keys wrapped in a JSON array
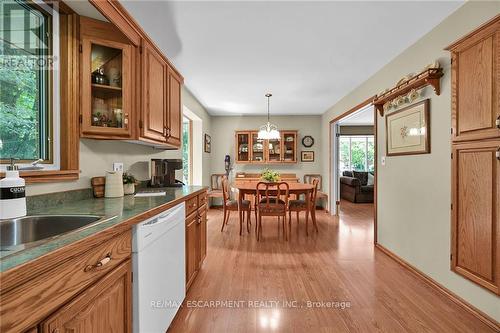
[{"x1": 150, "y1": 159, "x2": 184, "y2": 187}]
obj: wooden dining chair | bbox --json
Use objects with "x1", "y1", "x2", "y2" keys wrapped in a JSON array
[
  {"x1": 256, "y1": 182, "x2": 289, "y2": 241},
  {"x1": 207, "y1": 174, "x2": 225, "y2": 207},
  {"x1": 304, "y1": 174, "x2": 328, "y2": 212},
  {"x1": 221, "y1": 177, "x2": 251, "y2": 235},
  {"x1": 289, "y1": 178, "x2": 319, "y2": 236}
]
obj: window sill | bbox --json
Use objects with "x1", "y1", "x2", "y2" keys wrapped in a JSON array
[{"x1": 0, "y1": 170, "x2": 79, "y2": 184}]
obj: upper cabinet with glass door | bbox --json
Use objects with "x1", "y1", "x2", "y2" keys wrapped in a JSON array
[
  {"x1": 81, "y1": 39, "x2": 133, "y2": 138},
  {"x1": 282, "y1": 131, "x2": 297, "y2": 163},
  {"x1": 251, "y1": 132, "x2": 265, "y2": 163},
  {"x1": 234, "y1": 130, "x2": 298, "y2": 164},
  {"x1": 80, "y1": 18, "x2": 134, "y2": 138},
  {"x1": 236, "y1": 132, "x2": 251, "y2": 163}
]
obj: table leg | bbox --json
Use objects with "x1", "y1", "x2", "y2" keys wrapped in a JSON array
[
  {"x1": 238, "y1": 191, "x2": 243, "y2": 236},
  {"x1": 305, "y1": 190, "x2": 310, "y2": 236},
  {"x1": 311, "y1": 200, "x2": 318, "y2": 232}
]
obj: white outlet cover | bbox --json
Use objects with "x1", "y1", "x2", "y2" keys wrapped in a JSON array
[
  {"x1": 381, "y1": 156, "x2": 386, "y2": 166},
  {"x1": 113, "y1": 162, "x2": 124, "y2": 172}
]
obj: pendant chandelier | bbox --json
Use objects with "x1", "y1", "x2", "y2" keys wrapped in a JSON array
[{"x1": 257, "y1": 93, "x2": 280, "y2": 140}]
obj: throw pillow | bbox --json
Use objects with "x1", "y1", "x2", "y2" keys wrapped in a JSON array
[
  {"x1": 367, "y1": 172, "x2": 374, "y2": 186},
  {"x1": 353, "y1": 171, "x2": 368, "y2": 186}
]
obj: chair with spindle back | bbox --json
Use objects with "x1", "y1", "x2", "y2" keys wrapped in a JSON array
[
  {"x1": 256, "y1": 182, "x2": 289, "y2": 241},
  {"x1": 207, "y1": 174, "x2": 225, "y2": 207},
  {"x1": 221, "y1": 177, "x2": 251, "y2": 235},
  {"x1": 304, "y1": 174, "x2": 328, "y2": 212},
  {"x1": 289, "y1": 178, "x2": 319, "y2": 236}
]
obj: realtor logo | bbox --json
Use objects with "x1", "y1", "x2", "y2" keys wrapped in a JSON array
[{"x1": 0, "y1": 0, "x2": 56, "y2": 69}]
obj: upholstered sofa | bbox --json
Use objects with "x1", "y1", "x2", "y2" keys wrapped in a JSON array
[{"x1": 340, "y1": 171, "x2": 374, "y2": 203}]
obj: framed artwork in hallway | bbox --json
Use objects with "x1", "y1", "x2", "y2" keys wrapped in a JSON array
[{"x1": 386, "y1": 99, "x2": 430, "y2": 156}]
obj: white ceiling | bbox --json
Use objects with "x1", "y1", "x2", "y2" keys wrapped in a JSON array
[
  {"x1": 339, "y1": 104, "x2": 374, "y2": 126},
  {"x1": 117, "y1": 1, "x2": 463, "y2": 116}
]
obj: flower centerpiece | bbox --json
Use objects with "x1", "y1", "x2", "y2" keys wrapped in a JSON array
[
  {"x1": 123, "y1": 172, "x2": 137, "y2": 195},
  {"x1": 261, "y1": 168, "x2": 280, "y2": 183}
]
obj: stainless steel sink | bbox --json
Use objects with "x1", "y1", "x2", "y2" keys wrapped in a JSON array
[{"x1": 0, "y1": 215, "x2": 112, "y2": 251}]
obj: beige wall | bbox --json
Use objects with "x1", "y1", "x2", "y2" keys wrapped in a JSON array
[
  {"x1": 211, "y1": 115, "x2": 322, "y2": 183},
  {"x1": 27, "y1": 87, "x2": 212, "y2": 195},
  {"x1": 321, "y1": 2, "x2": 500, "y2": 320}
]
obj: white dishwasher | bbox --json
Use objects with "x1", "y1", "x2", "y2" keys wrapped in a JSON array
[{"x1": 132, "y1": 202, "x2": 185, "y2": 333}]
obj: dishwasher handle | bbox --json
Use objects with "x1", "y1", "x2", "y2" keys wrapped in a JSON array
[{"x1": 142, "y1": 204, "x2": 184, "y2": 227}]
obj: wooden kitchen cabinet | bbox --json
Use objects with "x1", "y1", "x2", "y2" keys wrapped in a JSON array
[
  {"x1": 447, "y1": 15, "x2": 500, "y2": 296},
  {"x1": 40, "y1": 260, "x2": 132, "y2": 333},
  {"x1": 167, "y1": 68, "x2": 183, "y2": 147},
  {"x1": 185, "y1": 192, "x2": 208, "y2": 291},
  {"x1": 447, "y1": 16, "x2": 500, "y2": 142},
  {"x1": 451, "y1": 140, "x2": 500, "y2": 294},
  {"x1": 139, "y1": 39, "x2": 184, "y2": 148},
  {"x1": 235, "y1": 130, "x2": 298, "y2": 164},
  {"x1": 78, "y1": 9, "x2": 184, "y2": 148},
  {"x1": 185, "y1": 210, "x2": 199, "y2": 289},
  {"x1": 141, "y1": 39, "x2": 168, "y2": 143},
  {"x1": 80, "y1": 18, "x2": 134, "y2": 139},
  {"x1": 199, "y1": 204, "x2": 208, "y2": 264}
]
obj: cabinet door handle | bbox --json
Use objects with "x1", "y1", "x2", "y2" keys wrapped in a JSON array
[
  {"x1": 166, "y1": 128, "x2": 171, "y2": 137},
  {"x1": 496, "y1": 116, "x2": 500, "y2": 129},
  {"x1": 496, "y1": 147, "x2": 500, "y2": 161},
  {"x1": 84, "y1": 252, "x2": 112, "y2": 272}
]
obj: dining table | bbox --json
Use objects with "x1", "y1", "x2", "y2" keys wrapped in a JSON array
[{"x1": 233, "y1": 182, "x2": 318, "y2": 234}]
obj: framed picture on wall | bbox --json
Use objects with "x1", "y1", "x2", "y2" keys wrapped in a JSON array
[
  {"x1": 385, "y1": 99, "x2": 430, "y2": 156},
  {"x1": 301, "y1": 151, "x2": 314, "y2": 162},
  {"x1": 204, "y1": 134, "x2": 211, "y2": 153}
]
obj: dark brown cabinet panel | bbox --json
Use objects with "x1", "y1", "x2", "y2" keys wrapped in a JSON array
[
  {"x1": 451, "y1": 140, "x2": 500, "y2": 294},
  {"x1": 449, "y1": 18, "x2": 500, "y2": 142},
  {"x1": 40, "y1": 260, "x2": 132, "y2": 333}
]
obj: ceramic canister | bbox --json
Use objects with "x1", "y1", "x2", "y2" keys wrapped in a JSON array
[{"x1": 105, "y1": 171, "x2": 124, "y2": 198}]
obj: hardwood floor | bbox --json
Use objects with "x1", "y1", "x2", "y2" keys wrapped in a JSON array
[{"x1": 169, "y1": 201, "x2": 495, "y2": 332}]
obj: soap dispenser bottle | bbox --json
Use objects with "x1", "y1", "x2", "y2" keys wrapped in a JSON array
[{"x1": 0, "y1": 159, "x2": 27, "y2": 219}]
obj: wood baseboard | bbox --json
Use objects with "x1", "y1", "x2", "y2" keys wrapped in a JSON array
[{"x1": 375, "y1": 243, "x2": 499, "y2": 331}]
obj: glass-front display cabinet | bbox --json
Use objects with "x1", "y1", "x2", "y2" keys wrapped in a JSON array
[
  {"x1": 236, "y1": 132, "x2": 250, "y2": 162},
  {"x1": 282, "y1": 131, "x2": 297, "y2": 163},
  {"x1": 235, "y1": 130, "x2": 298, "y2": 164},
  {"x1": 81, "y1": 38, "x2": 133, "y2": 137},
  {"x1": 267, "y1": 137, "x2": 281, "y2": 163},
  {"x1": 251, "y1": 133, "x2": 265, "y2": 163}
]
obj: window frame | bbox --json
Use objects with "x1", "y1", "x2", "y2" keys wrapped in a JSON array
[
  {"x1": 339, "y1": 135, "x2": 374, "y2": 172},
  {"x1": 0, "y1": 0, "x2": 60, "y2": 169},
  {"x1": 0, "y1": 0, "x2": 79, "y2": 183},
  {"x1": 182, "y1": 116, "x2": 193, "y2": 185}
]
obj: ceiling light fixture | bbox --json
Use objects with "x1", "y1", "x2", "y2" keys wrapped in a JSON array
[{"x1": 257, "y1": 93, "x2": 280, "y2": 140}]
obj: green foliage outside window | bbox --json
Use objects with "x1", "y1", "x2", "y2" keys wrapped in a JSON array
[
  {"x1": 0, "y1": 1, "x2": 50, "y2": 161},
  {"x1": 182, "y1": 120, "x2": 190, "y2": 185}
]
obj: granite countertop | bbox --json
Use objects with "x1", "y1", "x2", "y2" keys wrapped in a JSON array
[{"x1": 0, "y1": 186, "x2": 206, "y2": 273}]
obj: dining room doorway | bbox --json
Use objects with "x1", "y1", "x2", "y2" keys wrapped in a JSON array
[{"x1": 329, "y1": 97, "x2": 377, "y2": 242}]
